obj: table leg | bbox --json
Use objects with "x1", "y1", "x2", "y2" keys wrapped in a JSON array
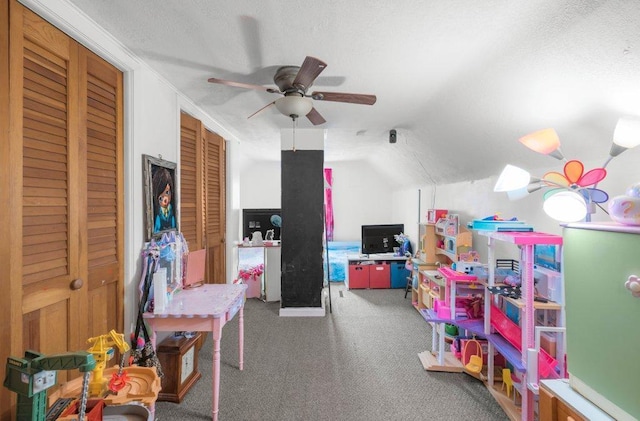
[
  {"x1": 239, "y1": 305, "x2": 244, "y2": 371},
  {"x1": 212, "y1": 329, "x2": 221, "y2": 421}
]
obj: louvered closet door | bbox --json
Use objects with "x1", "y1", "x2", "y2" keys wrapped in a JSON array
[
  {"x1": 12, "y1": 1, "x2": 87, "y2": 378},
  {"x1": 205, "y1": 129, "x2": 226, "y2": 284},
  {"x1": 8, "y1": 0, "x2": 123, "y2": 373},
  {"x1": 180, "y1": 112, "x2": 203, "y2": 249},
  {"x1": 80, "y1": 46, "x2": 124, "y2": 337}
]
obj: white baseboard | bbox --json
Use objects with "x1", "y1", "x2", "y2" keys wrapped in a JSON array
[
  {"x1": 279, "y1": 306, "x2": 325, "y2": 317},
  {"x1": 279, "y1": 287, "x2": 327, "y2": 317}
]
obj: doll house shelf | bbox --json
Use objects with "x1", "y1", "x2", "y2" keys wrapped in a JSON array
[
  {"x1": 479, "y1": 230, "x2": 564, "y2": 421},
  {"x1": 411, "y1": 220, "x2": 473, "y2": 309},
  {"x1": 416, "y1": 229, "x2": 565, "y2": 421}
]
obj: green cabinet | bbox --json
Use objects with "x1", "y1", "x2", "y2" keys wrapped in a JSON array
[{"x1": 563, "y1": 223, "x2": 640, "y2": 420}]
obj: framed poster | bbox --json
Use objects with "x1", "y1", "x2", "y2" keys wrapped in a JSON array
[{"x1": 144, "y1": 154, "x2": 178, "y2": 240}]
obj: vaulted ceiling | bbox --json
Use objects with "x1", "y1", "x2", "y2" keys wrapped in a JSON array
[{"x1": 64, "y1": 0, "x2": 640, "y2": 186}]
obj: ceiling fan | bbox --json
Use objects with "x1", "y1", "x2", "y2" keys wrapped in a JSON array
[{"x1": 207, "y1": 56, "x2": 376, "y2": 125}]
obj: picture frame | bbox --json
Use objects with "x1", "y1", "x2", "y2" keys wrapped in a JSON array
[{"x1": 143, "y1": 154, "x2": 179, "y2": 240}]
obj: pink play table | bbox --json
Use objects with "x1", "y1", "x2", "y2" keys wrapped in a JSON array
[{"x1": 144, "y1": 283, "x2": 247, "y2": 421}]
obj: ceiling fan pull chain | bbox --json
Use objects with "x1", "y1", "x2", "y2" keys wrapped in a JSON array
[{"x1": 292, "y1": 116, "x2": 297, "y2": 152}]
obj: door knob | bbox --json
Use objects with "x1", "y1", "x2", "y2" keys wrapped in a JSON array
[
  {"x1": 70, "y1": 278, "x2": 84, "y2": 290},
  {"x1": 625, "y1": 275, "x2": 640, "y2": 298}
]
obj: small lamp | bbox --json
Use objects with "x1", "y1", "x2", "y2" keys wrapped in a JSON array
[
  {"x1": 609, "y1": 116, "x2": 640, "y2": 158},
  {"x1": 494, "y1": 165, "x2": 535, "y2": 192},
  {"x1": 497, "y1": 117, "x2": 640, "y2": 222},
  {"x1": 518, "y1": 128, "x2": 565, "y2": 161}
]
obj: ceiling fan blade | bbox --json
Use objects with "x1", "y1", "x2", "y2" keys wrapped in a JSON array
[
  {"x1": 306, "y1": 107, "x2": 326, "y2": 126},
  {"x1": 208, "y1": 77, "x2": 280, "y2": 94},
  {"x1": 247, "y1": 101, "x2": 276, "y2": 119},
  {"x1": 311, "y1": 91, "x2": 377, "y2": 105},
  {"x1": 292, "y1": 56, "x2": 327, "y2": 92}
]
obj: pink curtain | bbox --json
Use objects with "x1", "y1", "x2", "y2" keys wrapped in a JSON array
[{"x1": 324, "y1": 168, "x2": 334, "y2": 241}]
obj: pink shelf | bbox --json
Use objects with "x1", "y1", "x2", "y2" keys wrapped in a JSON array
[
  {"x1": 486, "y1": 231, "x2": 563, "y2": 245},
  {"x1": 437, "y1": 266, "x2": 477, "y2": 281}
]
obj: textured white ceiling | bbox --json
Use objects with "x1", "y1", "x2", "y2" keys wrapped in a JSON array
[{"x1": 64, "y1": 0, "x2": 640, "y2": 186}]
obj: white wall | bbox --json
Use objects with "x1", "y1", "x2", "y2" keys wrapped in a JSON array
[
  {"x1": 239, "y1": 159, "x2": 281, "y2": 210},
  {"x1": 327, "y1": 160, "x2": 396, "y2": 241},
  {"x1": 237, "y1": 156, "x2": 398, "y2": 242}
]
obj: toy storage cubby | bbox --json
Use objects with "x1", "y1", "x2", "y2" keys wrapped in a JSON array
[
  {"x1": 348, "y1": 261, "x2": 391, "y2": 289},
  {"x1": 347, "y1": 256, "x2": 409, "y2": 289},
  {"x1": 409, "y1": 262, "x2": 433, "y2": 308}
]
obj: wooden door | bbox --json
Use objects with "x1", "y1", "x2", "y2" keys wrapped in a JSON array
[
  {"x1": 11, "y1": 1, "x2": 87, "y2": 384},
  {"x1": 204, "y1": 129, "x2": 226, "y2": 284},
  {"x1": 0, "y1": 3, "x2": 124, "y2": 415},
  {"x1": 79, "y1": 46, "x2": 124, "y2": 336},
  {"x1": 179, "y1": 112, "x2": 204, "y2": 249}
]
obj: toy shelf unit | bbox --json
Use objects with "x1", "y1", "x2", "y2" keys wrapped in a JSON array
[
  {"x1": 478, "y1": 230, "x2": 565, "y2": 421},
  {"x1": 418, "y1": 219, "x2": 473, "y2": 268},
  {"x1": 435, "y1": 215, "x2": 473, "y2": 263},
  {"x1": 417, "y1": 266, "x2": 485, "y2": 373},
  {"x1": 415, "y1": 229, "x2": 566, "y2": 421},
  {"x1": 411, "y1": 268, "x2": 442, "y2": 312}
]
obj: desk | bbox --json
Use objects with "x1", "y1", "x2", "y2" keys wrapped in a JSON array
[
  {"x1": 144, "y1": 283, "x2": 247, "y2": 421},
  {"x1": 237, "y1": 243, "x2": 281, "y2": 301}
]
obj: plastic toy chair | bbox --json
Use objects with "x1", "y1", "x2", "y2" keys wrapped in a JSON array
[
  {"x1": 465, "y1": 354, "x2": 483, "y2": 374},
  {"x1": 462, "y1": 338, "x2": 483, "y2": 375},
  {"x1": 502, "y1": 368, "x2": 513, "y2": 398},
  {"x1": 404, "y1": 276, "x2": 413, "y2": 299}
]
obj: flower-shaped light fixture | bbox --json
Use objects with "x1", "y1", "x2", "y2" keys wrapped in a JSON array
[{"x1": 495, "y1": 116, "x2": 640, "y2": 222}]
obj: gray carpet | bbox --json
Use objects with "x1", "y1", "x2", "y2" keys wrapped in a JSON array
[{"x1": 155, "y1": 284, "x2": 508, "y2": 420}]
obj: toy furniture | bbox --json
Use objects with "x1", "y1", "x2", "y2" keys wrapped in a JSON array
[
  {"x1": 465, "y1": 355, "x2": 483, "y2": 374},
  {"x1": 416, "y1": 229, "x2": 565, "y2": 420},
  {"x1": 144, "y1": 283, "x2": 247, "y2": 421},
  {"x1": 417, "y1": 221, "x2": 473, "y2": 266},
  {"x1": 462, "y1": 338, "x2": 483, "y2": 376},
  {"x1": 502, "y1": 368, "x2": 513, "y2": 398}
]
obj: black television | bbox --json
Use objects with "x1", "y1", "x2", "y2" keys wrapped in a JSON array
[
  {"x1": 361, "y1": 224, "x2": 404, "y2": 255},
  {"x1": 242, "y1": 208, "x2": 281, "y2": 241}
]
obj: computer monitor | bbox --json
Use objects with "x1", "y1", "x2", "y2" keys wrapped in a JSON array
[{"x1": 361, "y1": 224, "x2": 404, "y2": 255}]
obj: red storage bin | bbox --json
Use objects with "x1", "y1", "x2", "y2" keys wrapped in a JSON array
[
  {"x1": 369, "y1": 262, "x2": 390, "y2": 288},
  {"x1": 348, "y1": 264, "x2": 370, "y2": 289}
]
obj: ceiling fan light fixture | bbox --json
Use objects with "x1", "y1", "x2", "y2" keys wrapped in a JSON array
[{"x1": 275, "y1": 96, "x2": 313, "y2": 119}]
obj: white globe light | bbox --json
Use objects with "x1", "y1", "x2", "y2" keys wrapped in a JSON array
[
  {"x1": 275, "y1": 96, "x2": 313, "y2": 118},
  {"x1": 543, "y1": 191, "x2": 587, "y2": 222}
]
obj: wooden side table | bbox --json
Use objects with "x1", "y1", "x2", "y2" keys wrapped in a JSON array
[{"x1": 157, "y1": 332, "x2": 202, "y2": 403}]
